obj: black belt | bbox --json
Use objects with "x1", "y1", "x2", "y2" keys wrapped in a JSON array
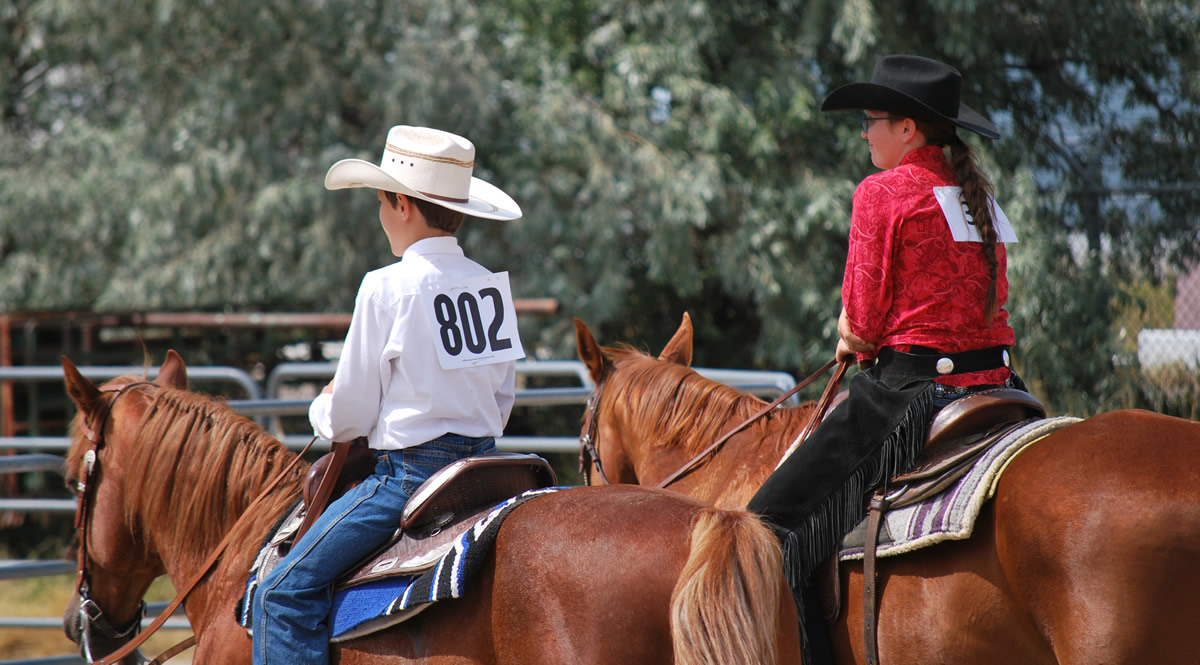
[{"x1": 876, "y1": 345, "x2": 1012, "y2": 379}]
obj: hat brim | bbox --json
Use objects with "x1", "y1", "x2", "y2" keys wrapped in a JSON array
[
  {"x1": 324, "y1": 159, "x2": 523, "y2": 221},
  {"x1": 821, "y1": 83, "x2": 1000, "y2": 140}
]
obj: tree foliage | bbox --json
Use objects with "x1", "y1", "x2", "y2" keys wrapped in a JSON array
[{"x1": 3, "y1": 0, "x2": 1198, "y2": 414}]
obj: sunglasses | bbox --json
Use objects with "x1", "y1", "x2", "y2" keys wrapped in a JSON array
[{"x1": 861, "y1": 114, "x2": 900, "y2": 132}]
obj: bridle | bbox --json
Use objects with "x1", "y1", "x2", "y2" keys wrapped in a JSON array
[
  {"x1": 578, "y1": 380, "x2": 610, "y2": 485},
  {"x1": 578, "y1": 358, "x2": 850, "y2": 489},
  {"x1": 69, "y1": 380, "x2": 157, "y2": 662}
]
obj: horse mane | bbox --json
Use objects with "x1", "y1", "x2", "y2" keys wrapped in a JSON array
[
  {"x1": 603, "y1": 346, "x2": 769, "y2": 456},
  {"x1": 67, "y1": 380, "x2": 306, "y2": 561}
]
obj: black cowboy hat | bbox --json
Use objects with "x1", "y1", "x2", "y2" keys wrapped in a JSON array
[{"x1": 820, "y1": 55, "x2": 1000, "y2": 140}]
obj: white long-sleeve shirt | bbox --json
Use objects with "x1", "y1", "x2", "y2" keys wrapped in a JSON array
[{"x1": 308, "y1": 236, "x2": 519, "y2": 449}]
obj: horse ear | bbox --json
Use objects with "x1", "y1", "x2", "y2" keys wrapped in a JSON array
[
  {"x1": 657, "y1": 312, "x2": 694, "y2": 367},
  {"x1": 62, "y1": 356, "x2": 102, "y2": 413},
  {"x1": 574, "y1": 318, "x2": 612, "y2": 385},
  {"x1": 156, "y1": 349, "x2": 188, "y2": 390}
]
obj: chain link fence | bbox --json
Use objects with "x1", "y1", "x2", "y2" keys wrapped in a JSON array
[{"x1": 1131, "y1": 262, "x2": 1200, "y2": 419}]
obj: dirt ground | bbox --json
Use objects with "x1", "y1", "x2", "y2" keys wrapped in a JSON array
[{"x1": 0, "y1": 575, "x2": 191, "y2": 662}]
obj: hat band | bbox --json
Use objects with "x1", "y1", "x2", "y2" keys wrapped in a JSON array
[
  {"x1": 420, "y1": 190, "x2": 470, "y2": 204},
  {"x1": 385, "y1": 143, "x2": 475, "y2": 169}
]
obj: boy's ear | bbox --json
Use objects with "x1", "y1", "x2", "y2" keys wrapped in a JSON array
[{"x1": 396, "y1": 193, "x2": 417, "y2": 220}]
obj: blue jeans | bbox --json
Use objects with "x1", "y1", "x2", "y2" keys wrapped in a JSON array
[{"x1": 252, "y1": 435, "x2": 496, "y2": 665}]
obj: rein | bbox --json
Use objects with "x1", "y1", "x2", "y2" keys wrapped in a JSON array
[
  {"x1": 71, "y1": 380, "x2": 317, "y2": 665},
  {"x1": 775, "y1": 357, "x2": 854, "y2": 468},
  {"x1": 654, "y1": 358, "x2": 840, "y2": 489}
]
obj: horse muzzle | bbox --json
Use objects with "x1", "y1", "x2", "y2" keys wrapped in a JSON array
[{"x1": 64, "y1": 591, "x2": 149, "y2": 665}]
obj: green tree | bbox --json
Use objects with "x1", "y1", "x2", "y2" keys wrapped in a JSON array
[{"x1": 3, "y1": 0, "x2": 1198, "y2": 415}]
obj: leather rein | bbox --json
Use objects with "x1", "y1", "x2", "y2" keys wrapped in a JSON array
[
  {"x1": 71, "y1": 380, "x2": 316, "y2": 664},
  {"x1": 580, "y1": 357, "x2": 852, "y2": 488}
]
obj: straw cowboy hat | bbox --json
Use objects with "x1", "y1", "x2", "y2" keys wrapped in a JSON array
[
  {"x1": 821, "y1": 55, "x2": 1000, "y2": 140},
  {"x1": 325, "y1": 125, "x2": 522, "y2": 221}
]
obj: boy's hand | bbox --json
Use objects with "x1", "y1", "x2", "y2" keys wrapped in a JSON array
[{"x1": 321, "y1": 381, "x2": 334, "y2": 395}]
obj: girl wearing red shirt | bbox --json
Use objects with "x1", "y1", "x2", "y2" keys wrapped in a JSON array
[{"x1": 749, "y1": 55, "x2": 1028, "y2": 662}]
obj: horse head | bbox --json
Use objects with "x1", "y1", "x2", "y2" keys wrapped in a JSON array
[
  {"x1": 573, "y1": 313, "x2": 703, "y2": 487},
  {"x1": 60, "y1": 350, "x2": 188, "y2": 664},
  {"x1": 575, "y1": 317, "x2": 633, "y2": 485},
  {"x1": 576, "y1": 314, "x2": 815, "y2": 505}
]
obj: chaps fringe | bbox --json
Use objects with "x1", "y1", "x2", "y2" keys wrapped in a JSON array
[{"x1": 786, "y1": 388, "x2": 933, "y2": 664}]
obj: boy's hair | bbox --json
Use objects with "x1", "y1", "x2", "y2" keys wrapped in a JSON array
[{"x1": 383, "y1": 191, "x2": 465, "y2": 233}]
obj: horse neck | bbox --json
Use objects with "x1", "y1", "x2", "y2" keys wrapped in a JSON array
[
  {"x1": 627, "y1": 399, "x2": 817, "y2": 506},
  {"x1": 157, "y1": 466, "x2": 301, "y2": 627},
  {"x1": 721, "y1": 403, "x2": 816, "y2": 492},
  {"x1": 764, "y1": 402, "x2": 818, "y2": 460},
  {"x1": 172, "y1": 472, "x2": 299, "y2": 587},
  {"x1": 127, "y1": 407, "x2": 304, "y2": 594}
]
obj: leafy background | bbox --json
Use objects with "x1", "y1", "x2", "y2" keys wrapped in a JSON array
[{"x1": 3, "y1": 0, "x2": 1199, "y2": 417}]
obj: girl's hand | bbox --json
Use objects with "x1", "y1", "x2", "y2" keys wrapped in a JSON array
[
  {"x1": 836, "y1": 337, "x2": 858, "y2": 363},
  {"x1": 837, "y1": 308, "x2": 876, "y2": 355}
]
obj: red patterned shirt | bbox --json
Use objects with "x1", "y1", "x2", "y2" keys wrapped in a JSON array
[{"x1": 842, "y1": 145, "x2": 1014, "y2": 386}]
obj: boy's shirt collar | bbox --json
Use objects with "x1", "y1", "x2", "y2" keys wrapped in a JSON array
[{"x1": 402, "y1": 235, "x2": 462, "y2": 259}]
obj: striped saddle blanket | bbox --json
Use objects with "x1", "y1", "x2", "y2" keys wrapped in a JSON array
[
  {"x1": 237, "y1": 486, "x2": 560, "y2": 642},
  {"x1": 839, "y1": 416, "x2": 1080, "y2": 560}
]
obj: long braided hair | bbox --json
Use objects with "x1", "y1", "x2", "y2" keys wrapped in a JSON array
[{"x1": 917, "y1": 120, "x2": 1001, "y2": 322}]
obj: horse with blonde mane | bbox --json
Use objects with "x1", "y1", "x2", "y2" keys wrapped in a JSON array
[
  {"x1": 576, "y1": 313, "x2": 1200, "y2": 665},
  {"x1": 60, "y1": 349, "x2": 800, "y2": 665}
]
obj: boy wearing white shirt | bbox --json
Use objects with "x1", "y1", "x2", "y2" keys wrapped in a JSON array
[{"x1": 253, "y1": 126, "x2": 524, "y2": 665}]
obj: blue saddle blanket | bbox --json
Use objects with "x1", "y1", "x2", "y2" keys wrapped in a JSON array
[{"x1": 239, "y1": 486, "x2": 560, "y2": 643}]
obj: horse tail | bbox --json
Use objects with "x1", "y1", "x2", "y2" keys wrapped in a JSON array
[{"x1": 670, "y1": 507, "x2": 784, "y2": 665}]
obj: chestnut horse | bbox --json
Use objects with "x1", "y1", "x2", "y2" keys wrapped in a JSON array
[
  {"x1": 576, "y1": 313, "x2": 1200, "y2": 665},
  {"x1": 60, "y1": 350, "x2": 800, "y2": 665}
]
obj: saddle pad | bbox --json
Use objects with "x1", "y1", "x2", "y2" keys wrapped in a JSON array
[
  {"x1": 282, "y1": 485, "x2": 556, "y2": 642},
  {"x1": 839, "y1": 416, "x2": 1080, "y2": 561}
]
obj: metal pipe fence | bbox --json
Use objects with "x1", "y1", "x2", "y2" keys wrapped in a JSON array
[
  {"x1": 0, "y1": 366, "x2": 262, "y2": 399},
  {"x1": 0, "y1": 360, "x2": 797, "y2": 665}
]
